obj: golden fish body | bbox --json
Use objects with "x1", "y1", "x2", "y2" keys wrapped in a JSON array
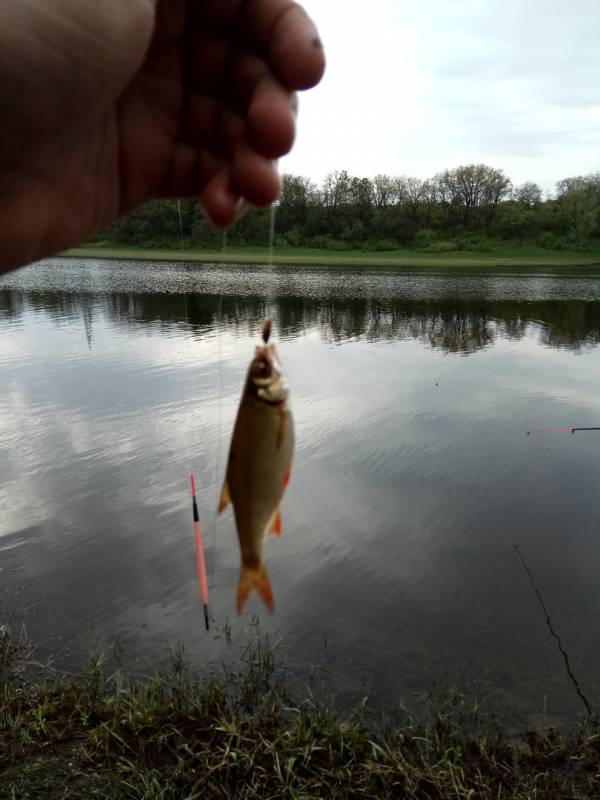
[{"x1": 219, "y1": 329, "x2": 294, "y2": 612}]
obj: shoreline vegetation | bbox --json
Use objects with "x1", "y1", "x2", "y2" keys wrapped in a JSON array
[
  {"x1": 64, "y1": 243, "x2": 600, "y2": 268},
  {"x1": 70, "y1": 166, "x2": 600, "y2": 270},
  {"x1": 2, "y1": 629, "x2": 599, "y2": 799}
]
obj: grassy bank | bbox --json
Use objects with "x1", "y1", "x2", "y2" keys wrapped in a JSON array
[
  {"x1": 2, "y1": 629, "x2": 599, "y2": 799},
  {"x1": 64, "y1": 244, "x2": 600, "y2": 268}
]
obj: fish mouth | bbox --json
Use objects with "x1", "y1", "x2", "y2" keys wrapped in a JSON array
[
  {"x1": 257, "y1": 388, "x2": 288, "y2": 406},
  {"x1": 257, "y1": 377, "x2": 289, "y2": 406},
  {"x1": 263, "y1": 396, "x2": 286, "y2": 408},
  {"x1": 251, "y1": 344, "x2": 288, "y2": 406}
]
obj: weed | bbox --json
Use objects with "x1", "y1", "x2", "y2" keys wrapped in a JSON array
[{"x1": 0, "y1": 626, "x2": 598, "y2": 799}]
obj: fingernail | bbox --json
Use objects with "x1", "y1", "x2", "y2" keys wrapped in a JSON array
[{"x1": 234, "y1": 198, "x2": 252, "y2": 223}]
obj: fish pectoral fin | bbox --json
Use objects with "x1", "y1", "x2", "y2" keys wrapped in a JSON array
[
  {"x1": 218, "y1": 480, "x2": 231, "y2": 514},
  {"x1": 283, "y1": 463, "x2": 292, "y2": 490},
  {"x1": 237, "y1": 563, "x2": 274, "y2": 614},
  {"x1": 267, "y1": 508, "x2": 282, "y2": 538}
]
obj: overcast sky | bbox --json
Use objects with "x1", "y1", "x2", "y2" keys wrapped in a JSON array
[{"x1": 281, "y1": 0, "x2": 600, "y2": 193}]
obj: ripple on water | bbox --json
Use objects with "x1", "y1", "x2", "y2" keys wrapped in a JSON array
[{"x1": 2, "y1": 260, "x2": 600, "y2": 723}]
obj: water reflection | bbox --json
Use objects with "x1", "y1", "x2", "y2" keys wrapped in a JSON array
[
  {"x1": 3, "y1": 259, "x2": 600, "y2": 726},
  {"x1": 3, "y1": 287, "x2": 600, "y2": 354}
]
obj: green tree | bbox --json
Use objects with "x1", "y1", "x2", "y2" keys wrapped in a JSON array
[
  {"x1": 434, "y1": 164, "x2": 511, "y2": 234},
  {"x1": 556, "y1": 176, "x2": 599, "y2": 249},
  {"x1": 371, "y1": 174, "x2": 397, "y2": 208},
  {"x1": 277, "y1": 173, "x2": 317, "y2": 236},
  {"x1": 514, "y1": 181, "x2": 542, "y2": 209},
  {"x1": 503, "y1": 205, "x2": 535, "y2": 245}
]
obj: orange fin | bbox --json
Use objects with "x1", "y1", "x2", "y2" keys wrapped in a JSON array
[
  {"x1": 283, "y1": 464, "x2": 292, "y2": 490},
  {"x1": 268, "y1": 508, "x2": 282, "y2": 538},
  {"x1": 237, "y1": 563, "x2": 274, "y2": 614},
  {"x1": 218, "y1": 480, "x2": 231, "y2": 514}
]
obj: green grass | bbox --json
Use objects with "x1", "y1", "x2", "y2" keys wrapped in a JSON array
[
  {"x1": 2, "y1": 625, "x2": 600, "y2": 799},
  {"x1": 64, "y1": 243, "x2": 600, "y2": 268}
]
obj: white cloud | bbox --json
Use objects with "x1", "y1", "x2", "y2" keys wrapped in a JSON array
[{"x1": 282, "y1": 0, "x2": 600, "y2": 191}]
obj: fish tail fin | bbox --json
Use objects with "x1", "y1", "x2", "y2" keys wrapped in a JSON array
[{"x1": 237, "y1": 563, "x2": 274, "y2": 614}]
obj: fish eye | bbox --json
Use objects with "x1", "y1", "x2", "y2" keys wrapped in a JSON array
[{"x1": 253, "y1": 360, "x2": 271, "y2": 378}]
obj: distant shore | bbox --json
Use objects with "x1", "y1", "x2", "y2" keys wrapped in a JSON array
[{"x1": 64, "y1": 244, "x2": 600, "y2": 269}]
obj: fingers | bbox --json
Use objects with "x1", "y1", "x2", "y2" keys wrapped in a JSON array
[
  {"x1": 149, "y1": 0, "x2": 187, "y2": 51},
  {"x1": 232, "y1": 143, "x2": 280, "y2": 205},
  {"x1": 217, "y1": 49, "x2": 297, "y2": 159},
  {"x1": 243, "y1": 0, "x2": 325, "y2": 90},
  {"x1": 194, "y1": 145, "x2": 280, "y2": 228},
  {"x1": 246, "y1": 75, "x2": 296, "y2": 159},
  {"x1": 183, "y1": 0, "x2": 325, "y2": 167},
  {"x1": 200, "y1": 170, "x2": 242, "y2": 228},
  {"x1": 182, "y1": 90, "x2": 283, "y2": 213},
  {"x1": 199, "y1": 151, "x2": 280, "y2": 227},
  {"x1": 185, "y1": 94, "x2": 245, "y2": 158},
  {"x1": 185, "y1": 37, "x2": 231, "y2": 93},
  {"x1": 177, "y1": 1, "x2": 325, "y2": 225},
  {"x1": 159, "y1": 145, "x2": 225, "y2": 198},
  {"x1": 188, "y1": 0, "x2": 325, "y2": 89}
]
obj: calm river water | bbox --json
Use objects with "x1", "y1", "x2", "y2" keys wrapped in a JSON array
[{"x1": 2, "y1": 257, "x2": 600, "y2": 726}]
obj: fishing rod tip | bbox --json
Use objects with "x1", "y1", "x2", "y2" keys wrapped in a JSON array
[{"x1": 203, "y1": 605, "x2": 210, "y2": 631}]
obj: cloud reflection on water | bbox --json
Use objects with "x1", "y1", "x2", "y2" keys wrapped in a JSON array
[{"x1": 3, "y1": 260, "x2": 600, "y2": 724}]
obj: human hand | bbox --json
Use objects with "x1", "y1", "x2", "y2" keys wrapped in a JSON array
[{"x1": 0, "y1": 0, "x2": 324, "y2": 272}]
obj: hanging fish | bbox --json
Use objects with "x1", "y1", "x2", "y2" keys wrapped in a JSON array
[{"x1": 219, "y1": 318, "x2": 294, "y2": 613}]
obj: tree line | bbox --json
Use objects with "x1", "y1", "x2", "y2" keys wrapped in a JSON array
[{"x1": 92, "y1": 165, "x2": 600, "y2": 252}]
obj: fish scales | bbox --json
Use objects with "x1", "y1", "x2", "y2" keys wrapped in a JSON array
[{"x1": 219, "y1": 320, "x2": 294, "y2": 612}]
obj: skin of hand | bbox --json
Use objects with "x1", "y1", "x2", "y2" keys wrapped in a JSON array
[{"x1": 0, "y1": 0, "x2": 325, "y2": 274}]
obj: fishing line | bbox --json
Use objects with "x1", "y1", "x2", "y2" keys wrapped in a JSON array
[
  {"x1": 177, "y1": 199, "x2": 185, "y2": 251},
  {"x1": 260, "y1": 202, "x2": 278, "y2": 346},
  {"x1": 212, "y1": 258, "x2": 225, "y2": 556},
  {"x1": 205, "y1": 229, "x2": 228, "y2": 613},
  {"x1": 268, "y1": 203, "x2": 277, "y2": 270},
  {"x1": 204, "y1": 201, "x2": 277, "y2": 619},
  {"x1": 181, "y1": 198, "x2": 188, "y2": 335}
]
